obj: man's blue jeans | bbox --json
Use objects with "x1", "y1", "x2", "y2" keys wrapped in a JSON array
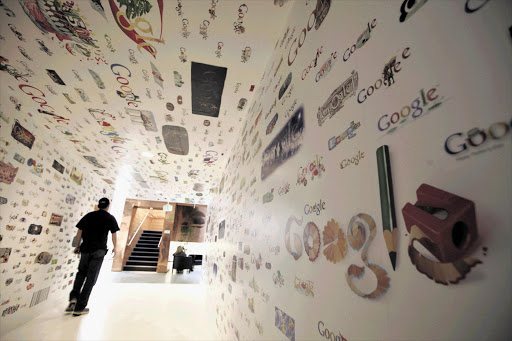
[{"x1": 69, "y1": 249, "x2": 106, "y2": 311}]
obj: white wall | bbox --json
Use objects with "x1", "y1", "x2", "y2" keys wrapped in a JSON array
[{"x1": 204, "y1": 1, "x2": 512, "y2": 340}]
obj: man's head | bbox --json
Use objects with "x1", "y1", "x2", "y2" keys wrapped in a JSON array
[{"x1": 98, "y1": 197, "x2": 110, "y2": 210}]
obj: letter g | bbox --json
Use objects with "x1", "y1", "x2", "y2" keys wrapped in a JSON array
[
  {"x1": 111, "y1": 64, "x2": 131, "y2": 77},
  {"x1": 444, "y1": 133, "x2": 467, "y2": 155},
  {"x1": 378, "y1": 114, "x2": 390, "y2": 131},
  {"x1": 288, "y1": 38, "x2": 299, "y2": 66},
  {"x1": 357, "y1": 89, "x2": 367, "y2": 104},
  {"x1": 318, "y1": 321, "x2": 325, "y2": 336}
]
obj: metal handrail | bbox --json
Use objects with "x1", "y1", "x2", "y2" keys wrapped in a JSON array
[{"x1": 128, "y1": 211, "x2": 150, "y2": 246}]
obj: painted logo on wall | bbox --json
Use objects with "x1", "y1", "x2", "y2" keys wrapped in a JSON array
[
  {"x1": 358, "y1": 47, "x2": 411, "y2": 104},
  {"x1": 19, "y1": 0, "x2": 99, "y2": 47},
  {"x1": 11, "y1": 120, "x2": 35, "y2": 149},
  {"x1": 109, "y1": 0, "x2": 165, "y2": 58},
  {"x1": 328, "y1": 121, "x2": 361, "y2": 151},
  {"x1": 345, "y1": 214, "x2": 391, "y2": 299},
  {"x1": 261, "y1": 106, "x2": 304, "y2": 180},
  {"x1": 0, "y1": 161, "x2": 19, "y2": 184},
  {"x1": 297, "y1": 155, "x2": 325, "y2": 186},
  {"x1": 317, "y1": 71, "x2": 358, "y2": 126},
  {"x1": 399, "y1": 0, "x2": 428, "y2": 22},
  {"x1": 444, "y1": 119, "x2": 511, "y2": 157},
  {"x1": 340, "y1": 150, "x2": 365, "y2": 170},
  {"x1": 377, "y1": 85, "x2": 444, "y2": 135},
  {"x1": 275, "y1": 306, "x2": 295, "y2": 341}
]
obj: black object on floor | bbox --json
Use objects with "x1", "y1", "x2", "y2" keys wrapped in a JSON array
[{"x1": 173, "y1": 256, "x2": 193, "y2": 273}]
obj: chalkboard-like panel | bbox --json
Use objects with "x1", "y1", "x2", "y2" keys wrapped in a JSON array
[
  {"x1": 191, "y1": 62, "x2": 227, "y2": 117},
  {"x1": 162, "y1": 125, "x2": 189, "y2": 155}
]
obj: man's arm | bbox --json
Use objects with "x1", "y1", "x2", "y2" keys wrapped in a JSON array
[
  {"x1": 111, "y1": 232, "x2": 117, "y2": 255},
  {"x1": 73, "y1": 229, "x2": 82, "y2": 255}
]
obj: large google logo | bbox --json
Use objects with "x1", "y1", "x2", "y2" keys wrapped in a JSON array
[{"x1": 444, "y1": 120, "x2": 511, "y2": 155}]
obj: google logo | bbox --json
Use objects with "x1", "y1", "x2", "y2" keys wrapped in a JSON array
[
  {"x1": 444, "y1": 120, "x2": 511, "y2": 155},
  {"x1": 318, "y1": 321, "x2": 347, "y2": 341},
  {"x1": 111, "y1": 63, "x2": 141, "y2": 108},
  {"x1": 377, "y1": 86, "x2": 441, "y2": 132},
  {"x1": 343, "y1": 19, "x2": 377, "y2": 62},
  {"x1": 357, "y1": 47, "x2": 411, "y2": 104}
]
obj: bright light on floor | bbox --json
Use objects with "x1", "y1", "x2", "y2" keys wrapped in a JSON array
[{"x1": 2, "y1": 263, "x2": 217, "y2": 341}]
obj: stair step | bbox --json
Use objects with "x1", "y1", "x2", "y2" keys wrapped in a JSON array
[
  {"x1": 137, "y1": 240, "x2": 159, "y2": 245},
  {"x1": 126, "y1": 260, "x2": 158, "y2": 266},
  {"x1": 123, "y1": 265, "x2": 157, "y2": 272},
  {"x1": 141, "y1": 231, "x2": 162, "y2": 236},
  {"x1": 134, "y1": 246, "x2": 159, "y2": 250},
  {"x1": 128, "y1": 255, "x2": 159, "y2": 262},
  {"x1": 139, "y1": 236, "x2": 161, "y2": 241},
  {"x1": 132, "y1": 250, "x2": 160, "y2": 257}
]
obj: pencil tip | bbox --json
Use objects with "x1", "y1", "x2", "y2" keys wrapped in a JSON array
[{"x1": 389, "y1": 252, "x2": 397, "y2": 271}]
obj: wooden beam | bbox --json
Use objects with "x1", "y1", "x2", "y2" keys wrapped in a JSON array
[{"x1": 157, "y1": 204, "x2": 176, "y2": 273}]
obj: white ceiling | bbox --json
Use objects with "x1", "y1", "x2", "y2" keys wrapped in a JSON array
[{"x1": 0, "y1": 0, "x2": 293, "y2": 204}]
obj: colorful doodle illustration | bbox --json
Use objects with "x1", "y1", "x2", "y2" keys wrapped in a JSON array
[
  {"x1": 174, "y1": 70, "x2": 184, "y2": 87},
  {"x1": 88, "y1": 69, "x2": 105, "y2": 89},
  {"x1": 70, "y1": 167, "x2": 83, "y2": 185},
  {"x1": 109, "y1": 0, "x2": 165, "y2": 58},
  {"x1": 275, "y1": 306, "x2": 295, "y2": 341},
  {"x1": 11, "y1": 120, "x2": 35, "y2": 149},
  {"x1": 19, "y1": 0, "x2": 99, "y2": 47}
]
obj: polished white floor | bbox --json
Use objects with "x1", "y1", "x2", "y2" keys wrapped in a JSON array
[{"x1": 3, "y1": 262, "x2": 219, "y2": 340}]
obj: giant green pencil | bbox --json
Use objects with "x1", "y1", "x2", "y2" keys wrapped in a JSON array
[{"x1": 376, "y1": 145, "x2": 398, "y2": 270}]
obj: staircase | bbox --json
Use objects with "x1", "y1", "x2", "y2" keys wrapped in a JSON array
[{"x1": 123, "y1": 230, "x2": 162, "y2": 272}]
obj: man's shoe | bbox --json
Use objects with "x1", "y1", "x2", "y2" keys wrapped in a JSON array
[
  {"x1": 65, "y1": 299, "x2": 77, "y2": 312},
  {"x1": 72, "y1": 308, "x2": 89, "y2": 316}
]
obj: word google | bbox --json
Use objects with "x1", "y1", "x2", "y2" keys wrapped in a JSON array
[
  {"x1": 297, "y1": 155, "x2": 325, "y2": 186},
  {"x1": 89, "y1": 108, "x2": 130, "y2": 145},
  {"x1": 377, "y1": 86, "x2": 442, "y2": 133},
  {"x1": 304, "y1": 199, "x2": 326, "y2": 216},
  {"x1": 302, "y1": 46, "x2": 323, "y2": 80},
  {"x1": 343, "y1": 19, "x2": 377, "y2": 62},
  {"x1": 444, "y1": 119, "x2": 511, "y2": 155},
  {"x1": 318, "y1": 321, "x2": 348, "y2": 341},
  {"x1": 316, "y1": 51, "x2": 337, "y2": 82},
  {"x1": 358, "y1": 47, "x2": 411, "y2": 104},
  {"x1": 111, "y1": 64, "x2": 141, "y2": 107},
  {"x1": 328, "y1": 121, "x2": 361, "y2": 151},
  {"x1": 17, "y1": 85, "x2": 68, "y2": 125},
  {"x1": 288, "y1": 7, "x2": 323, "y2": 66},
  {"x1": 340, "y1": 150, "x2": 365, "y2": 169}
]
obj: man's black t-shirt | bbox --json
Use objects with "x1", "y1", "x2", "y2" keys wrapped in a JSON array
[{"x1": 76, "y1": 210, "x2": 120, "y2": 252}]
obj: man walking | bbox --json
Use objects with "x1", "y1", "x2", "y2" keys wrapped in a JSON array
[{"x1": 66, "y1": 198, "x2": 119, "y2": 316}]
